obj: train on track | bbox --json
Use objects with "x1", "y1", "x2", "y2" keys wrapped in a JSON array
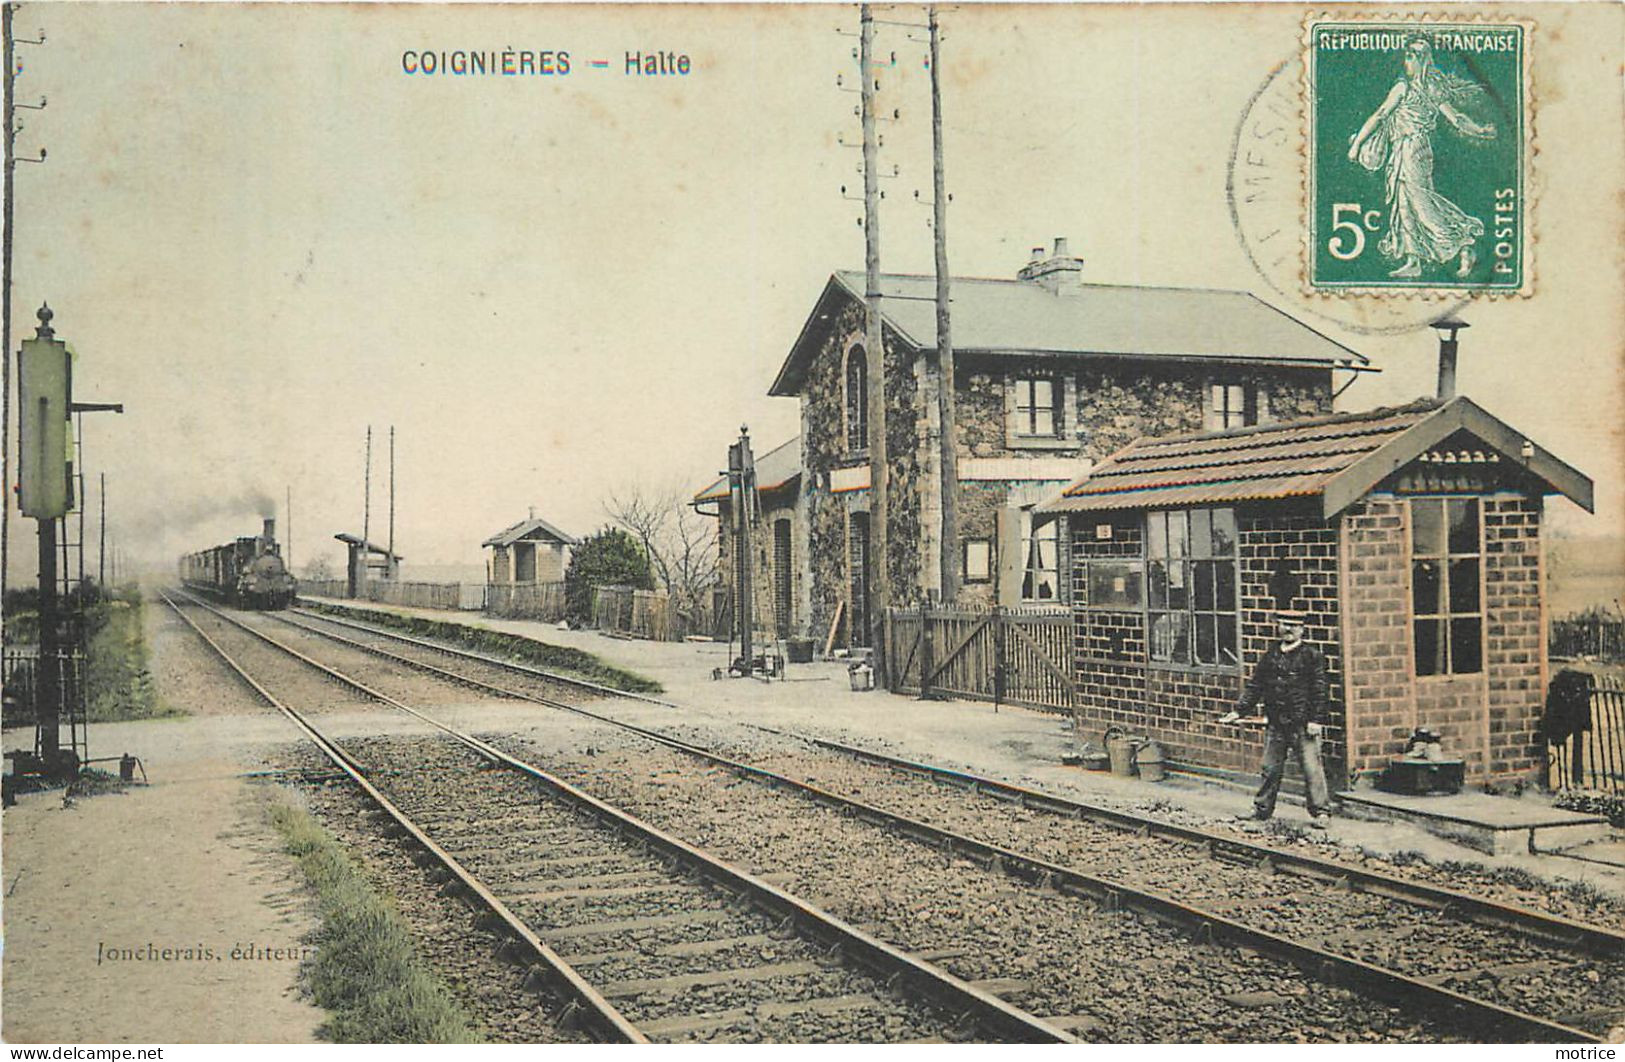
[{"x1": 180, "y1": 518, "x2": 298, "y2": 609}]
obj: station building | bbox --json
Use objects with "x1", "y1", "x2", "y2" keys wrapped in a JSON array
[
  {"x1": 1038, "y1": 396, "x2": 1593, "y2": 787},
  {"x1": 699, "y1": 239, "x2": 1370, "y2": 650}
]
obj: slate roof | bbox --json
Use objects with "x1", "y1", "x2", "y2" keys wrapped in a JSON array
[
  {"x1": 694, "y1": 435, "x2": 802, "y2": 504},
  {"x1": 770, "y1": 272, "x2": 1369, "y2": 396},
  {"x1": 1040, "y1": 397, "x2": 1593, "y2": 518},
  {"x1": 481, "y1": 516, "x2": 579, "y2": 549}
]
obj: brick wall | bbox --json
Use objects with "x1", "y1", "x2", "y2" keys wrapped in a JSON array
[
  {"x1": 1482, "y1": 495, "x2": 1545, "y2": 779},
  {"x1": 1068, "y1": 505, "x2": 1347, "y2": 782},
  {"x1": 1339, "y1": 493, "x2": 1546, "y2": 785},
  {"x1": 1340, "y1": 499, "x2": 1413, "y2": 778}
]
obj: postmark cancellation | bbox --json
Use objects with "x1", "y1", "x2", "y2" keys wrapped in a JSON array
[{"x1": 1304, "y1": 14, "x2": 1532, "y2": 296}]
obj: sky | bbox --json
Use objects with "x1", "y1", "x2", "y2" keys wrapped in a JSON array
[{"x1": 5, "y1": 2, "x2": 1621, "y2": 586}]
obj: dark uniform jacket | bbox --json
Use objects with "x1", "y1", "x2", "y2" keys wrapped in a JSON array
[{"x1": 1238, "y1": 642, "x2": 1328, "y2": 730}]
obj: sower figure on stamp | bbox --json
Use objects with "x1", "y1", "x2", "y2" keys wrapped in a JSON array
[
  {"x1": 1347, "y1": 35, "x2": 1497, "y2": 280},
  {"x1": 1222, "y1": 608, "x2": 1332, "y2": 828}
]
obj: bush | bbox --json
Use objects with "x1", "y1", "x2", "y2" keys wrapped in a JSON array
[{"x1": 563, "y1": 527, "x2": 654, "y2": 625}]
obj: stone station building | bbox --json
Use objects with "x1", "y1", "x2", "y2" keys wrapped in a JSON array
[
  {"x1": 1038, "y1": 396, "x2": 1593, "y2": 787},
  {"x1": 701, "y1": 240, "x2": 1372, "y2": 650}
]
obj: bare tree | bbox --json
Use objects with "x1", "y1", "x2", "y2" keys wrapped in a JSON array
[{"x1": 604, "y1": 482, "x2": 719, "y2": 621}]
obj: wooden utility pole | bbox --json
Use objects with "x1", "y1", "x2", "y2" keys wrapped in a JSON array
[
  {"x1": 285, "y1": 484, "x2": 292, "y2": 572},
  {"x1": 929, "y1": 6, "x2": 958, "y2": 606},
  {"x1": 98, "y1": 471, "x2": 105, "y2": 586},
  {"x1": 860, "y1": 4, "x2": 889, "y2": 675},
  {"x1": 361, "y1": 425, "x2": 371, "y2": 590},
  {"x1": 387, "y1": 425, "x2": 395, "y2": 578},
  {"x1": 2, "y1": 2, "x2": 14, "y2": 605}
]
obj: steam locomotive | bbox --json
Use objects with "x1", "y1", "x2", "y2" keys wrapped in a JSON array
[{"x1": 180, "y1": 518, "x2": 298, "y2": 609}]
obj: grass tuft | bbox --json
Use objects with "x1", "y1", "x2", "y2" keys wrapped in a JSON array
[
  {"x1": 300, "y1": 601, "x2": 663, "y2": 694},
  {"x1": 268, "y1": 799, "x2": 481, "y2": 1043}
]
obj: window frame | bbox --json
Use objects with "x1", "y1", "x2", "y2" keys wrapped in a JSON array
[
  {"x1": 1203, "y1": 381, "x2": 1272, "y2": 432},
  {"x1": 1020, "y1": 514, "x2": 1061, "y2": 603},
  {"x1": 1012, "y1": 374, "x2": 1063, "y2": 439},
  {"x1": 1409, "y1": 496, "x2": 1484, "y2": 678},
  {"x1": 962, "y1": 538, "x2": 993, "y2": 584},
  {"x1": 843, "y1": 343, "x2": 868, "y2": 454},
  {"x1": 1144, "y1": 507, "x2": 1241, "y2": 672}
]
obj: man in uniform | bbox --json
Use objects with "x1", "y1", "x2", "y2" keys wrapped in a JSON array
[{"x1": 1223, "y1": 608, "x2": 1332, "y2": 827}]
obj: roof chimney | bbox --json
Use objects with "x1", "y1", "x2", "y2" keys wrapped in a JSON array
[
  {"x1": 1017, "y1": 235, "x2": 1084, "y2": 294},
  {"x1": 1430, "y1": 315, "x2": 1469, "y2": 401}
]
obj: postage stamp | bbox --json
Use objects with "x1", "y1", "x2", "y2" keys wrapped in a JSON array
[{"x1": 1304, "y1": 16, "x2": 1531, "y2": 295}]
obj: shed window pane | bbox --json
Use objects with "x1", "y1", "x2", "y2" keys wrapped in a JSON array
[
  {"x1": 1193, "y1": 560, "x2": 1215, "y2": 611},
  {"x1": 1150, "y1": 613, "x2": 1189, "y2": 664},
  {"x1": 1415, "y1": 618, "x2": 1445, "y2": 676},
  {"x1": 1190, "y1": 510, "x2": 1212, "y2": 558},
  {"x1": 1195, "y1": 613, "x2": 1217, "y2": 664},
  {"x1": 1210, "y1": 508, "x2": 1237, "y2": 556},
  {"x1": 1450, "y1": 617, "x2": 1483, "y2": 674},
  {"x1": 1448, "y1": 558, "x2": 1480, "y2": 614},
  {"x1": 1412, "y1": 560, "x2": 1444, "y2": 616},
  {"x1": 1447, "y1": 498, "x2": 1479, "y2": 554},
  {"x1": 1412, "y1": 499, "x2": 1444, "y2": 557},
  {"x1": 1215, "y1": 560, "x2": 1237, "y2": 612}
]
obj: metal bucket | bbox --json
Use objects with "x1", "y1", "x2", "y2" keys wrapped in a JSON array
[
  {"x1": 1137, "y1": 741, "x2": 1167, "y2": 783},
  {"x1": 1106, "y1": 734, "x2": 1138, "y2": 777}
]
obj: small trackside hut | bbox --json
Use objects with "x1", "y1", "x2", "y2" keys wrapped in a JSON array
[{"x1": 1037, "y1": 396, "x2": 1593, "y2": 789}]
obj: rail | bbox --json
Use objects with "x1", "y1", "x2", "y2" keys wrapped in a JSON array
[
  {"x1": 172, "y1": 590, "x2": 1075, "y2": 1044},
  {"x1": 265, "y1": 606, "x2": 1609, "y2": 1043}
]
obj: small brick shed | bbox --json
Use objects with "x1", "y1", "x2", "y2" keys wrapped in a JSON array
[{"x1": 1039, "y1": 397, "x2": 1593, "y2": 788}]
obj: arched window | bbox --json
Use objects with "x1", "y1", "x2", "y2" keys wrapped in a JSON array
[{"x1": 844, "y1": 345, "x2": 868, "y2": 452}]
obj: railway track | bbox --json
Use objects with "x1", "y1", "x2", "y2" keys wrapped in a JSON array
[
  {"x1": 262, "y1": 602, "x2": 1624, "y2": 1042},
  {"x1": 160, "y1": 590, "x2": 1074, "y2": 1044}
]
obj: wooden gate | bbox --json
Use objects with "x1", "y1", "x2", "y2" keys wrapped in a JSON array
[{"x1": 885, "y1": 605, "x2": 1075, "y2": 712}]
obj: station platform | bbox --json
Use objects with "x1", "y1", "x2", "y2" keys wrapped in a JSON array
[{"x1": 1336, "y1": 785, "x2": 1614, "y2": 857}]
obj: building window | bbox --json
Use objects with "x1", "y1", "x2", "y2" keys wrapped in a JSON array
[
  {"x1": 1204, "y1": 382, "x2": 1271, "y2": 431},
  {"x1": 1146, "y1": 508, "x2": 1239, "y2": 667},
  {"x1": 1013, "y1": 376, "x2": 1061, "y2": 437},
  {"x1": 844, "y1": 345, "x2": 868, "y2": 452},
  {"x1": 1021, "y1": 514, "x2": 1060, "y2": 602},
  {"x1": 1411, "y1": 498, "x2": 1482, "y2": 676},
  {"x1": 963, "y1": 539, "x2": 992, "y2": 584}
]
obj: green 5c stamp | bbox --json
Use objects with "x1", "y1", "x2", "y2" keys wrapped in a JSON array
[{"x1": 1306, "y1": 17, "x2": 1530, "y2": 294}]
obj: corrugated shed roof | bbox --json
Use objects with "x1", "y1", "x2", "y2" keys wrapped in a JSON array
[
  {"x1": 481, "y1": 516, "x2": 579, "y2": 549},
  {"x1": 694, "y1": 435, "x2": 802, "y2": 504},
  {"x1": 1040, "y1": 397, "x2": 1594, "y2": 517},
  {"x1": 770, "y1": 272, "x2": 1367, "y2": 395}
]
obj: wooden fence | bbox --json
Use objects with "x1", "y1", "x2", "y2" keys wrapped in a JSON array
[
  {"x1": 1550, "y1": 613, "x2": 1625, "y2": 661},
  {"x1": 1549, "y1": 674, "x2": 1625, "y2": 795},
  {"x1": 298, "y1": 579, "x2": 483, "y2": 611},
  {"x1": 885, "y1": 605, "x2": 1075, "y2": 713},
  {"x1": 487, "y1": 581, "x2": 567, "y2": 622}
]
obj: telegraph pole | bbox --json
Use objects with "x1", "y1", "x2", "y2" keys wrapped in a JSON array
[
  {"x1": 97, "y1": 471, "x2": 104, "y2": 586},
  {"x1": 361, "y1": 424, "x2": 371, "y2": 590},
  {"x1": 860, "y1": 4, "x2": 889, "y2": 676},
  {"x1": 929, "y1": 6, "x2": 958, "y2": 606},
  {"x1": 387, "y1": 425, "x2": 395, "y2": 578},
  {"x1": 285, "y1": 484, "x2": 292, "y2": 573}
]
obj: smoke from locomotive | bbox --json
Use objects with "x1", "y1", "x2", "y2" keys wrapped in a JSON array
[{"x1": 180, "y1": 518, "x2": 298, "y2": 609}]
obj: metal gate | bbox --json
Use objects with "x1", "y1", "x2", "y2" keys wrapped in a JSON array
[
  {"x1": 1549, "y1": 674, "x2": 1625, "y2": 794},
  {"x1": 885, "y1": 605, "x2": 1075, "y2": 712}
]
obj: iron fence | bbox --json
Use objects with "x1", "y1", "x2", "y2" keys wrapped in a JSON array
[{"x1": 1549, "y1": 674, "x2": 1625, "y2": 795}]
